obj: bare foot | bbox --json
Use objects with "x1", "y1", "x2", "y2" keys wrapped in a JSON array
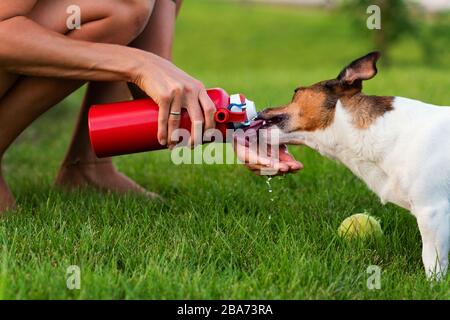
[
  {"x1": 55, "y1": 161, "x2": 162, "y2": 200},
  {"x1": 0, "y1": 175, "x2": 16, "y2": 214}
]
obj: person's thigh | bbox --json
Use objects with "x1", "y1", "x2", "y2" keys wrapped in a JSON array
[
  {"x1": 0, "y1": 0, "x2": 155, "y2": 98},
  {"x1": 28, "y1": 0, "x2": 155, "y2": 41}
]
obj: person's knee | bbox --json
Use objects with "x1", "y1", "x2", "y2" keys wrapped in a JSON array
[{"x1": 114, "y1": 0, "x2": 154, "y2": 42}]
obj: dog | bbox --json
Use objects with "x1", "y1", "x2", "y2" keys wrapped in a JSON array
[{"x1": 257, "y1": 52, "x2": 450, "y2": 280}]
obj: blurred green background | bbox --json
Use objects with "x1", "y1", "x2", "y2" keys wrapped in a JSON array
[{"x1": 1, "y1": 0, "x2": 449, "y2": 299}]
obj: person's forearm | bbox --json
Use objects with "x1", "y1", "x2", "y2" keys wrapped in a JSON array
[{"x1": 0, "y1": 16, "x2": 145, "y2": 83}]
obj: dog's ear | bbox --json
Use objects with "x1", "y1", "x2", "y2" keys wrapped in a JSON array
[{"x1": 337, "y1": 51, "x2": 381, "y2": 85}]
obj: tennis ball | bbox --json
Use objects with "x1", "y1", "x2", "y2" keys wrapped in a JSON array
[{"x1": 338, "y1": 213, "x2": 383, "y2": 240}]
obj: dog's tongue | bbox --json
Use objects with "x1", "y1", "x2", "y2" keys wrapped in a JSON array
[
  {"x1": 244, "y1": 119, "x2": 264, "y2": 131},
  {"x1": 242, "y1": 120, "x2": 290, "y2": 156}
]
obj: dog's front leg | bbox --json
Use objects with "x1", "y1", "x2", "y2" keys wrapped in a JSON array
[{"x1": 415, "y1": 203, "x2": 450, "y2": 280}]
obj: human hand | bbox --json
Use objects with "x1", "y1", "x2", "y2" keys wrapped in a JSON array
[
  {"x1": 132, "y1": 52, "x2": 216, "y2": 148},
  {"x1": 233, "y1": 122, "x2": 303, "y2": 176}
]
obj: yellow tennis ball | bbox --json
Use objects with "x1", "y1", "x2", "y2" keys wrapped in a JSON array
[{"x1": 338, "y1": 213, "x2": 383, "y2": 240}]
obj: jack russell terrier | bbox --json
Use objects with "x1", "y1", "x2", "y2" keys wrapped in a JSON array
[{"x1": 257, "y1": 52, "x2": 450, "y2": 280}]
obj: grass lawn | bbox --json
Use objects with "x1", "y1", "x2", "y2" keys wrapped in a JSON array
[{"x1": 1, "y1": 0, "x2": 450, "y2": 299}]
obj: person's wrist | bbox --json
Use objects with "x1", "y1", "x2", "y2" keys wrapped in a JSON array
[
  {"x1": 125, "y1": 50, "x2": 152, "y2": 99},
  {"x1": 124, "y1": 49, "x2": 150, "y2": 86}
]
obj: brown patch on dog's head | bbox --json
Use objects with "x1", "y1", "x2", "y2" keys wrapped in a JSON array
[
  {"x1": 258, "y1": 51, "x2": 393, "y2": 132},
  {"x1": 340, "y1": 94, "x2": 393, "y2": 129},
  {"x1": 291, "y1": 83, "x2": 338, "y2": 131},
  {"x1": 259, "y1": 83, "x2": 337, "y2": 133}
]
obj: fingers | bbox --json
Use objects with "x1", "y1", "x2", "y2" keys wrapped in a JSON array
[
  {"x1": 282, "y1": 158, "x2": 303, "y2": 171},
  {"x1": 279, "y1": 145, "x2": 303, "y2": 171},
  {"x1": 234, "y1": 133, "x2": 272, "y2": 166},
  {"x1": 157, "y1": 81, "x2": 207, "y2": 148},
  {"x1": 186, "y1": 90, "x2": 204, "y2": 148},
  {"x1": 167, "y1": 93, "x2": 182, "y2": 149},
  {"x1": 157, "y1": 95, "x2": 172, "y2": 146},
  {"x1": 245, "y1": 162, "x2": 288, "y2": 176},
  {"x1": 136, "y1": 56, "x2": 212, "y2": 148},
  {"x1": 186, "y1": 85, "x2": 216, "y2": 148},
  {"x1": 234, "y1": 134, "x2": 303, "y2": 175},
  {"x1": 234, "y1": 140, "x2": 278, "y2": 175},
  {"x1": 199, "y1": 89, "x2": 216, "y2": 133},
  {"x1": 246, "y1": 164, "x2": 270, "y2": 176}
]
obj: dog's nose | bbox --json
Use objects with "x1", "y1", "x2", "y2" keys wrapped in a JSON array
[
  {"x1": 256, "y1": 110, "x2": 269, "y2": 120},
  {"x1": 256, "y1": 111, "x2": 263, "y2": 119},
  {"x1": 256, "y1": 109, "x2": 281, "y2": 121}
]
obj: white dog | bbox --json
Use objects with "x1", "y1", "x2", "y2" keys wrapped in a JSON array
[{"x1": 257, "y1": 52, "x2": 450, "y2": 279}]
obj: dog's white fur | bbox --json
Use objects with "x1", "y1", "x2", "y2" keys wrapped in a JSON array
[{"x1": 279, "y1": 97, "x2": 450, "y2": 279}]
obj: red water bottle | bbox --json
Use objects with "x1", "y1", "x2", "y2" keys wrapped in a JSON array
[{"x1": 88, "y1": 88, "x2": 256, "y2": 158}]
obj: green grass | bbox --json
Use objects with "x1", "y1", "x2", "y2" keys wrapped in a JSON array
[{"x1": 1, "y1": 0, "x2": 450, "y2": 299}]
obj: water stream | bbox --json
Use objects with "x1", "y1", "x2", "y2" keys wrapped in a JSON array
[{"x1": 266, "y1": 176, "x2": 274, "y2": 220}]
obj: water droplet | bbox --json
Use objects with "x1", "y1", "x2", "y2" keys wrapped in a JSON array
[
  {"x1": 266, "y1": 176, "x2": 274, "y2": 202},
  {"x1": 266, "y1": 177, "x2": 272, "y2": 190}
]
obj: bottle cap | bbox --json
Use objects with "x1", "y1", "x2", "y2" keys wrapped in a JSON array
[{"x1": 228, "y1": 94, "x2": 257, "y2": 129}]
